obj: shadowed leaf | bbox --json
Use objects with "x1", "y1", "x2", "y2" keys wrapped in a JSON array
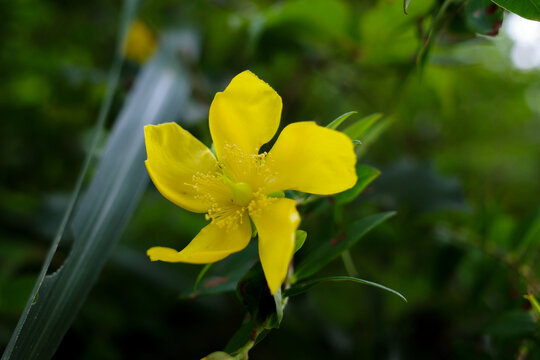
[
  {"x1": 294, "y1": 212, "x2": 396, "y2": 281},
  {"x1": 284, "y1": 275, "x2": 407, "y2": 302}
]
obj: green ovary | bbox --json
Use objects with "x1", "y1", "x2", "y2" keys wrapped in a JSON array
[{"x1": 228, "y1": 181, "x2": 253, "y2": 206}]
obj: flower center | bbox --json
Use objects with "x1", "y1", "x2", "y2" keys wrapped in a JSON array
[
  {"x1": 188, "y1": 144, "x2": 280, "y2": 229},
  {"x1": 219, "y1": 144, "x2": 276, "y2": 192},
  {"x1": 223, "y1": 177, "x2": 253, "y2": 206}
]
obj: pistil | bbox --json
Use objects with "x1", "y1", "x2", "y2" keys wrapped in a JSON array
[{"x1": 223, "y1": 176, "x2": 253, "y2": 206}]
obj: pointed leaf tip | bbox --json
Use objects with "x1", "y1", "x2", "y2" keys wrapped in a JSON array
[
  {"x1": 404, "y1": 0, "x2": 411, "y2": 14},
  {"x1": 326, "y1": 111, "x2": 358, "y2": 130},
  {"x1": 284, "y1": 276, "x2": 407, "y2": 302}
]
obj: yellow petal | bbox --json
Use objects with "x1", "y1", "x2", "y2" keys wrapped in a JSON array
[
  {"x1": 266, "y1": 122, "x2": 357, "y2": 195},
  {"x1": 147, "y1": 215, "x2": 252, "y2": 263},
  {"x1": 209, "y1": 71, "x2": 282, "y2": 160},
  {"x1": 145, "y1": 122, "x2": 219, "y2": 213},
  {"x1": 250, "y1": 198, "x2": 300, "y2": 294}
]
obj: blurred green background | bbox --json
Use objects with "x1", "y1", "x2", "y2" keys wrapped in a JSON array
[{"x1": 1, "y1": 0, "x2": 539, "y2": 359}]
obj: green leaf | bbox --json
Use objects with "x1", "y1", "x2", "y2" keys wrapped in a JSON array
[
  {"x1": 524, "y1": 294, "x2": 540, "y2": 316},
  {"x1": 267, "y1": 190, "x2": 285, "y2": 198},
  {"x1": 294, "y1": 212, "x2": 396, "y2": 281},
  {"x1": 236, "y1": 262, "x2": 281, "y2": 328},
  {"x1": 259, "y1": 0, "x2": 350, "y2": 41},
  {"x1": 514, "y1": 207, "x2": 540, "y2": 261},
  {"x1": 1, "y1": 0, "x2": 138, "y2": 357},
  {"x1": 341, "y1": 250, "x2": 358, "y2": 276},
  {"x1": 204, "y1": 352, "x2": 234, "y2": 360},
  {"x1": 2, "y1": 25, "x2": 192, "y2": 360},
  {"x1": 343, "y1": 113, "x2": 383, "y2": 141},
  {"x1": 335, "y1": 165, "x2": 380, "y2": 205},
  {"x1": 326, "y1": 111, "x2": 357, "y2": 130},
  {"x1": 193, "y1": 263, "x2": 213, "y2": 292},
  {"x1": 224, "y1": 321, "x2": 257, "y2": 354},
  {"x1": 294, "y1": 230, "x2": 307, "y2": 253},
  {"x1": 355, "y1": 116, "x2": 393, "y2": 159},
  {"x1": 490, "y1": 0, "x2": 540, "y2": 21},
  {"x1": 284, "y1": 276, "x2": 407, "y2": 302},
  {"x1": 273, "y1": 289, "x2": 284, "y2": 326},
  {"x1": 181, "y1": 242, "x2": 258, "y2": 299},
  {"x1": 416, "y1": 0, "x2": 454, "y2": 68},
  {"x1": 404, "y1": 0, "x2": 412, "y2": 14}
]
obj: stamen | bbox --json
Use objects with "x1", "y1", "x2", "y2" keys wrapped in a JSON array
[
  {"x1": 187, "y1": 171, "x2": 230, "y2": 204},
  {"x1": 220, "y1": 144, "x2": 249, "y2": 182},
  {"x1": 254, "y1": 152, "x2": 277, "y2": 191},
  {"x1": 219, "y1": 145, "x2": 276, "y2": 191},
  {"x1": 248, "y1": 192, "x2": 276, "y2": 217},
  {"x1": 206, "y1": 204, "x2": 246, "y2": 229},
  {"x1": 186, "y1": 145, "x2": 279, "y2": 230}
]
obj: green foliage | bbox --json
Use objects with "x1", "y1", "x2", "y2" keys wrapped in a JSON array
[
  {"x1": 236, "y1": 262, "x2": 283, "y2": 330},
  {"x1": 2, "y1": 0, "x2": 540, "y2": 359},
  {"x1": 294, "y1": 212, "x2": 396, "y2": 281},
  {"x1": 293, "y1": 230, "x2": 307, "y2": 253},
  {"x1": 1, "y1": 1, "x2": 138, "y2": 357},
  {"x1": 334, "y1": 165, "x2": 380, "y2": 205},
  {"x1": 2, "y1": 14, "x2": 191, "y2": 359},
  {"x1": 284, "y1": 276, "x2": 407, "y2": 301},
  {"x1": 491, "y1": 0, "x2": 540, "y2": 21},
  {"x1": 182, "y1": 242, "x2": 258, "y2": 299},
  {"x1": 326, "y1": 111, "x2": 358, "y2": 130},
  {"x1": 343, "y1": 113, "x2": 384, "y2": 141},
  {"x1": 260, "y1": 0, "x2": 350, "y2": 41}
]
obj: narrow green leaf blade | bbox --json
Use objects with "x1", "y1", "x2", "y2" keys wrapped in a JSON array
[
  {"x1": 490, "y1": 0, "x2": 540, "y2": 21},
  {"x1": 193, "y1": 263, "x2": 213, "y2": 292},
  {"x1": 294, "y1": 212, "x2": 396, "y2": 281},
  {"x1": 335, "y1": 165, "x2": 380, "y2": 205},
  {"x1": 355, "y1": 116, "x2": 393, "y2": 159},
  {"x1": 404, "y1": 0, "x2": 411, "y2": 14},
  {"x1": 343, "y1": 113, "x2": 383, "y2": 140},
  {"x1": 294, "y1": 230, "x2": 307, "y2": 253},
  {"x1": 2, "y1": 1, "x2": 138, "y2": 358},
  {"x1": 2, "y1": 47, "x2": 190, "y2": 359},
  {"x1": 525, "y1": 294, "x2": 540, "y2": 316},
  {"x1": 326, "y1": 111, "x2": 357, "y2": 130},
  {"x1": 284, "y1": 276, "x2": 407, "y2": 302},
  {"x1": 273, "y1": 289, "x2": 284, "y2": 326}
]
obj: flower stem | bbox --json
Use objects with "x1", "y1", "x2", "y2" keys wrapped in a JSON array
[
  {"x1": 341, "y1": 250, "x2": 359, "y2": 277},
  {"x1": 231, "y1": 325, "x2": 264, "y2": 360}
]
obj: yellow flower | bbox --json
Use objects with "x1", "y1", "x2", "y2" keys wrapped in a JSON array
[
  {"x1": 124, "y1": 20, "x2": 157, "y2": 64},
  {"x1": 144, "y1": 71, "x2": 357, "y2": 294}
]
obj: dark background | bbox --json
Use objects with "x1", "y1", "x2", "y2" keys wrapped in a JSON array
[{"x1": 1, "y1": 0, "x2": 539, "y2": 359}]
